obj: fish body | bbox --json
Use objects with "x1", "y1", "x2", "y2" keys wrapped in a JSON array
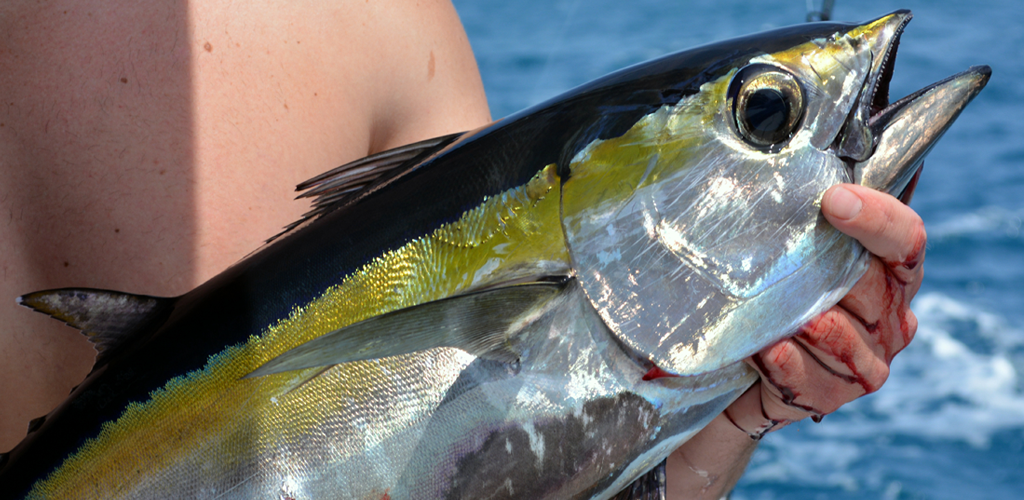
[{"x1": 0, "y1": 11, "x2": 988, "y2": 499}]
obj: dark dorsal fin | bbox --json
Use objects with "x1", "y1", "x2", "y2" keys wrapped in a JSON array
[
  {"x1": 267, "y1": 131, "x2": 466, "y2": 243},
  {"x1": 18, "y1": 288, "x2": 176, "y2": 366},
  {"x1": 246, "y1": 278, "x2": 572, "y2": 379}
]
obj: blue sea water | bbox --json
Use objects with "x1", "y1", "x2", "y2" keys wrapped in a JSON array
[{"x1": 453, "y1": 0, "x2": 1024, "y2": 498}]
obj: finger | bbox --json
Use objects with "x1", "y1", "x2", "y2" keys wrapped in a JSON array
[
  {"x1": 730, "y1": 302, "x2": 897, "y2": 436},
  {"x1": 797, "y1": 304, "x2": 895, "y2": 389},
  {"x1": 837, "y1": 257, "x2": 919, "y2": 363},
  {"x1": 822, "y1": 184, "x2": 927, "y2": 280},
  {"x1": 744, "y1": 332, "x2": 882, "y2": 422},
  {"x1": 722, "y1": 381, "x2": 787, "y2": 440}
]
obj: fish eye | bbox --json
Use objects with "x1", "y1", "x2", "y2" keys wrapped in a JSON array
[{"x1": 729, "y1": 64, "x2": 805, "y2": 149}]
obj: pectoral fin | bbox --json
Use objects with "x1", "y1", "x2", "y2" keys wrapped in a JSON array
[{"x1": 246, "y1": 280, "x2": 570, "y2": 378}]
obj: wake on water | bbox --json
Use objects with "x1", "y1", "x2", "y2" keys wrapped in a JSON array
[{"x1": 929, "y1": 207, "x2": 1024, "y2": 241}]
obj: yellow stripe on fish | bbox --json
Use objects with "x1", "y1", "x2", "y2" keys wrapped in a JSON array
[{"x1": 29, "y1": 165, "x2": 567, "y2": 498}]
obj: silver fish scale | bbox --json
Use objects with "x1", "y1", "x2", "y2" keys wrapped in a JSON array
[{"x1": 246, "y1": 282, "x2": 752, "y2": 499}]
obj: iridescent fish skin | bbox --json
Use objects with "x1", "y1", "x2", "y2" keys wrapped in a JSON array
[
  {"x1": 562, "y1": 11, "x2": 898, "y2": 377},
  {"x1": 0, "y1": 11, "x2": 988, "y2": 500}
]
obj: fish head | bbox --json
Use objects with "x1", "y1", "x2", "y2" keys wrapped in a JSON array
[{"x1": 560, "y1": 11, "x2": 989, "y2": 376}]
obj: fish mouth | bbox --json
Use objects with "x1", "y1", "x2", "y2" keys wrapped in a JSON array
[
  {"x1": 855, "y1": 64, "x2": 991, "y2": 196},
  {"x1": 836, "y1": 10, "x2": 991, "y2": 196},
  {"x1": 831, "y1": 10, "x2": 911, "y2": 165},
  {"x1": 866, "y1": 12, "x2": 910, "y2": 121}
]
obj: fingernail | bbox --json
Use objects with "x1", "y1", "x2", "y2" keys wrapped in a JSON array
[{"x1": 827, "y1": 186, "x2": 863, "y2": 221}]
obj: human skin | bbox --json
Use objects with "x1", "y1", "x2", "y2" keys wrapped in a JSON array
[
  {"x1": 0, "y1": 1, "x2": 922, "y2": 497},
  {"x1": 0, "y1": 0, "x2": 490, "y2": 451}
]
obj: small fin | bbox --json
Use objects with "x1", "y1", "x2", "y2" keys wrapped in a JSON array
[
  {"x1": 18, "y1": 288, "x2": 175, "y2": 364},
  {"x1": 267, "y1": 132, "x2": 466, "y2": 243},
  {"x1": 26, "y1": 416, "x2": 45, "y2": 434},
  {"x1": 246, "y1": 279, "x2": 570, "y2": 378}
]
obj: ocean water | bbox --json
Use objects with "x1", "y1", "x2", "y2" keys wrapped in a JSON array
[{"x1": 453, "y1": 0, "x2": 1024, "y2": 498}]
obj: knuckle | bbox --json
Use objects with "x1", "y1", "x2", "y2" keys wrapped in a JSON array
[
  {"x1": 904, "y1": 310, "x2": 918, "y2": 344},
  {"x1": 912, "y1": 216, "x2": 927, "y2": 245},
  {"x1": 764, "y1": 340, "x2": 801, "y2": 372},
  {"x1": 905, "y1": 216, "x2": 926, "y2": 258},
  {"x1": 865, "y1": 363, "x2": 890, "y2": 394},
  {"x1": 803, "y1": 315, "x2": 860, "y2": 363},
  {"x1": 886, "y1": 309, "x2": 917, "y2": 361},
  {"x1": 801, "y1": 309, "x2": 846, "y2": 344},
  {"x1": 871, "y1": 196, "x2": 927, "y2": 263}
]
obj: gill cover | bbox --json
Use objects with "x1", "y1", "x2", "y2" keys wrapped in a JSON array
[{"x1": 560, "y1": 11, "x2": 983, "y2": 377}]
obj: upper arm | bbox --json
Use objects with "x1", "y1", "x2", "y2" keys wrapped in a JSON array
[{"x1": 361, "y1": 0, "x2": 492, "y2": 153}]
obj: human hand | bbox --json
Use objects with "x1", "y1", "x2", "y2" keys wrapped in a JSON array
[
  {"x1": 664, "y1": 181, "x2": 925, "y2": 497},
  {"x1": 725, "y1": 181, "x2": 926, "y2": 435}
]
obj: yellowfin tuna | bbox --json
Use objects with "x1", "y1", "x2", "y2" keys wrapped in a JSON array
[{"x1": 0, "y1": 10, "x2": 988, "y2": 499}]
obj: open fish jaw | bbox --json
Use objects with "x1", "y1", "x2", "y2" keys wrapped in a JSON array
[{"x1": 563, "y1": 11, "x2": 988, "y2": 378}]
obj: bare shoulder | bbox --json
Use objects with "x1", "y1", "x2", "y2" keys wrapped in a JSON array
[
  {"x1": 0, "y1": 0, "x2": 490, "y2": 451},
  {"x1": 182, "y1": 0, "x2": 492, "y2": 260},
  {"x1": 189, "y1": 0, "x2": 491, "y2": 152},
  {"x1": 351, "y1": 0, "x2": 493, "y2": 151}
]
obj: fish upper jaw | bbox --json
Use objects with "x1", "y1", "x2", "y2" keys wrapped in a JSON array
[
  {"x1": 826, "y1": 10, "x2": 990, "y2": 198},
  {"x1": 832, "y1": 10, "x2": 912, "y2": 163}
]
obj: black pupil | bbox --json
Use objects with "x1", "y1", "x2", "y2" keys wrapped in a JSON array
[{"x1": 744, "y1": 88, "x2": 789, "y2": 138}]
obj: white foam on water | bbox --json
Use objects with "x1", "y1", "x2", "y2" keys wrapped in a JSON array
[
  {"x1": 739, "y1": 292, "x2": 1024, "y2": 491},
  {"x1": 812, "y1": 292, "x2": 1024, "y2": 447},
  {"x1": 741, "y1": 436, "x2": 862, "y2": 491},
  {"x1": 928, "y1": 206, "x2": 1024, "y2": 240}
]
